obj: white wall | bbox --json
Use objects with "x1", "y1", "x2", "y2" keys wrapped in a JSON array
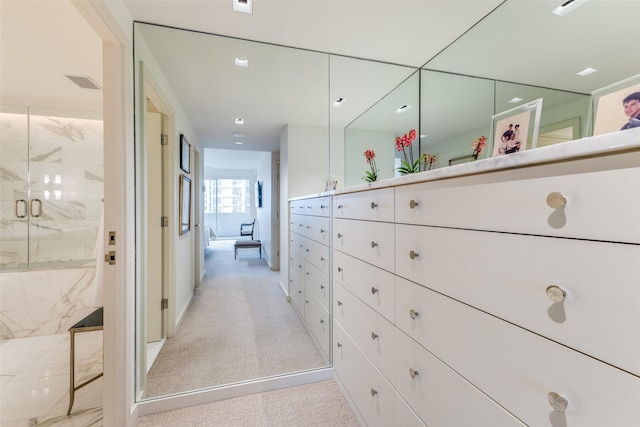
[
  {"x1": 284, "y1": 124, "x2": 330, "y2": 198},
  {"x1": 256, "y1": 152, "x2": 273, "y2": 266}
]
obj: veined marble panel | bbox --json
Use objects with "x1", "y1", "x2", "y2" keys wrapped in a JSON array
[{"x1": 0, "y1": 268, "x2": 98, "y2": 339}]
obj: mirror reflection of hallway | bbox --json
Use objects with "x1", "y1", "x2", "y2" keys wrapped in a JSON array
[{"x1": 144, "y1": 239, "x2": 324, "y2": 397}]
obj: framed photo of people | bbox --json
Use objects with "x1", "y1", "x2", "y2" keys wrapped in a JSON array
[
  {"x1": 591, "y1": 74, "x2": 640, "y2": 136},
  {"x1": 490, "y1": 98, "x2": 543, "y2": 157}
]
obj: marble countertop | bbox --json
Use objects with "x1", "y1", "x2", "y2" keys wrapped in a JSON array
[{"x1": 330, "y1": 128, "x2": 640, "y2": 196}]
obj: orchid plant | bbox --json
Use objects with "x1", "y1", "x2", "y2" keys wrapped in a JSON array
[
  {"x1": 471, "y1": 136, "x2": 487, "y2": 159},
  {"x1": 395, "y1": 129, "x2": 420, "y2": 175},
  {"x1": 422, "y1": 153, "x2": 438, "y2": 170},
  {"x1": 363, "y1": 149, "x2": 378, "y2": 182}
]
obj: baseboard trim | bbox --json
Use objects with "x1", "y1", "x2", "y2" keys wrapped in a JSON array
[{"x1": 136, "y1": 368, "x2": 335, "y2": 417}]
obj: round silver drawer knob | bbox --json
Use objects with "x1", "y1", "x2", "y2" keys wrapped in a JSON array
[
  {"x1": 371, "y1": 202, "x2": 378, "y2": 209},
  {"x1": 371, "y1": 332, "x2": 379, "y2": 340},
  {"x1": 409, "y1": 250, "x2": 419, "y2": 260},
  {"x1": 409, "y1": 368, "x2": 419, "y2": 379},
  {"x1": 546, "y1": 285, "x2": 566, "y2": 303},
  {"x1": 337, "y1": 266, "x2": 343, "y2": 272},
  {"x1": 409, "y1": 199, "x2": 419, "y2": 209},
  {"x1": 371, "y1": 241, "x2": 378, "y2": 248},
  {"x1": 370, "y1": 388, "x2": 378, "y2": 397},
  {"x1": 546, "y1": 192, "x2": 567, "y2": 209},
  {"x1": 409, "y1": 309, "x2": 420, "y2": 319},
  {"x1": 337, "y1": 342, "x2": 342, "y2": 348},
  {"x1": 371, "y1": 286, "x2": 379, "y2": 294},
  {"x1": 548, "y1": 392, "x2": 569, "y2": 412},
  {"x1": 337, "y1": 300, "x2": 343, "y2": 306},
  {"x1": 337, "y1": 233, "x2": 343, "y2": 238},
  {"x1": 337, "y1": 204, "x2": 344, "y2": 209}
]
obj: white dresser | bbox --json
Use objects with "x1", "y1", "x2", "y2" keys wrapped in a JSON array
[
  {"x1": 289, "y1": 195, "x2": 332, "y2": 361},
  {"x1": 330, "y1": 131, "x2": 640, "y2": 427}
]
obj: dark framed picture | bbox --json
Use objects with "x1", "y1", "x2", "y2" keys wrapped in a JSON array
[
  {"x1": 256, "y1": 181, "x2": 262, "y2": 208},
  {"x1": 180, "y1": 134, "x2": 191, "y2": 173},
  {"x1": 179, "y1": 174, "x2": 191, "y2": 235}
]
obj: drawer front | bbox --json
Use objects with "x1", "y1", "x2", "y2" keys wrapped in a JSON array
[
  {"x1": 394, "y1": 392, "x2": 426, "y2": 427},
  {"x1": 334, "y1": 218, "x2": 394, "y2": 273},
  {"x1": 333, "y1": 323, "x2": 395, "y2": 427},
  {"x1": 305, "y1": 262, "x2": 329, "y2": 310},
  {"x1": 394, "y1": 328, "x2": 526, "y2": 427},
  {"x1": 333, "y1": 250, "x2": 395, "y2": 322},
  {"x1": 302, "y1": 215, "x2": 331, "y2": 245},
  {"x1": 395, "y1": 224, "x2": 640, "y2": 376},
  {"x1": 304, "y1": 294, "x2": 330, "y2": 359},
  {"x1": 395, "y1": 276, "x2": 640, "y2": 427},
  {"x1": 334, "y1": 283, "x2": 395, "y2": 380},
  {"x1": 305, "y1": 196, "x2": 332, "y2": 217},
  {"x1": 289, "y1": 231, "x2": 305, "y2": 256},
  {"x1": 304, "y1": 238, "x2": 330, "y2": 274},
  {"x1": 289, "y1": 275, "x2": 305, "y2": 316},
  {"x1": 334, "y1": 188, "x2": 394, "y2": 222},
  {"x1": 395, "y1": 166, "x2": 640, "y2": 243},
  {"x1": 289, "y1": 250, "x2": 305, "y2": 282}
]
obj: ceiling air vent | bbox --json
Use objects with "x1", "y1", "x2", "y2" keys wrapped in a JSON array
[{"x1": 65, "y1": 74, "x2": 101, "y2": 90}]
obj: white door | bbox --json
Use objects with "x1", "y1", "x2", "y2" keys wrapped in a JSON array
[{"x1": 146, "y1": 111, "x2": 163, "y2": 342}]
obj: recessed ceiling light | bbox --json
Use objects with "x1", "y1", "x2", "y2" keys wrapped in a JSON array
[
  {"x1": 551, "y1": 0, "x2": 590, "y2": 16},
  {"x1": 235, "y1": 118, "x2": 245, "y2": 125},
  {"x1": 232, "y1": 131, "x2": 245, "y2": 137},
  {"x1": 233, "y1": 0, "x2": 252, "y2": 14},
  {"x1": 234, "y1": 57, "x2": 249, "y2": 68},
  {"x1": 333, "y1": 97, "x2": 346, "y2": 107},
  {"x1": 577, "y1": 67, "x2": 597, "y2": 76},
  {"x1": 508, "y1": 97, "x2": 523, "y2": 103},
  {"x1": 396, "y1": 105, "x2": 412, "y2": 113},
  {"x1": 235, "y1": 141, "x2": 243, "y2": 145}
]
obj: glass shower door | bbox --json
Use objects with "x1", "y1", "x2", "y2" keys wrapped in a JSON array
[{"x1": 0, "y1": 105, "x2": 29, "y2": 271}]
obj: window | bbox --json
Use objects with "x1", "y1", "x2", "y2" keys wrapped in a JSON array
[{"x1": 204, "y1": 178, "x2": 251, "y2": 214}]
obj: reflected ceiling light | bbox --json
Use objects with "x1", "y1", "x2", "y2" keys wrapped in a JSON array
[
  {"x1": 233, "y1": 0, "x2": 253, "y2": 14},
  {"x1": 508, "y1": 97, "x2": 523, "y2": 103},
  {"x1": 235, "y1": 141, "x2": 243, "y2": 145},
  {"x1": 234, "y1": 57, "x2": 249, "y2": 67},
  {"x1": 551, "y1": 0, "x2": 590, "y2": 16},
  {"x1": 232, "y1": 131, "x2": 245, "y2": 137},
  {"x1": 235, "y1": 118, "x2": 245, "y2": 125},
  {"x1": 420, "y1": 134, "x2": 427, "y2": 139},
  {"x1": 396, "y1": 105, "x2": 412, "y2": 113},
  {"x1": 577, "y1": 67, "x2": 598, "y2": 76},
  {"x1": 333, "y1": 97, "x2": 346, "y2": 107}
]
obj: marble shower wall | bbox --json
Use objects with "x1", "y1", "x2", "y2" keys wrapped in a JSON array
[
  {"x1": 0, "y1": 109, "x2": 103, "y2": 338},
  {"x1": 0, "y1": 268, "x2": 98, "y2": 339}
]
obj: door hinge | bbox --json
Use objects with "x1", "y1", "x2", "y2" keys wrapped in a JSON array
[
  {"x1": 161, "y1": 298, "x2": 168, "y2": 310},
  {"x1": 160, "y1": 134, "x2": 168, "y2": 145},
  {"x1": 161, "y1": 216, "x2": 169, "y2": 227}
]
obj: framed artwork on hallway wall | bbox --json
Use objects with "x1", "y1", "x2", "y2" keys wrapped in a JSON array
[
  {"x1": 180, "y1": 134, "x2": 191, "y2": 173},
  {"x1": 179, "y1": 174, "x2": 191, "y2": 235}
]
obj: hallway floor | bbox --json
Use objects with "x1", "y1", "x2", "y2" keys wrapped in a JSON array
[{"x1": 0, "y1": 332, "x2": 103, "y2": 426}]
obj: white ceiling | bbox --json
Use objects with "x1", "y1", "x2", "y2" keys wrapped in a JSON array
[{"x1": 2, "y1": 0, "x2": 639, "y2": 153}]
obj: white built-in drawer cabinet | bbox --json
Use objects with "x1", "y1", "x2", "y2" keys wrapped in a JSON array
[
  {"x1": 332, "y1": 148, "x2": 640, "y2": 427},
  {"x1": 289, "y1": 195, "x2": 331, "y2": 361}
]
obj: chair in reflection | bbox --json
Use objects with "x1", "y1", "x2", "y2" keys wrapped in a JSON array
[{"x1": 239, "y1": 219, "x2": 255, "y2": 240}]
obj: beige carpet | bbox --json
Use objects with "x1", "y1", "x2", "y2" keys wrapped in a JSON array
[
  {"x1": 136, "y1": 380, "x2": 359, "y2": 427},
  {"x1": 145, "y1": 239, "x2": 326, "y2": 398}
]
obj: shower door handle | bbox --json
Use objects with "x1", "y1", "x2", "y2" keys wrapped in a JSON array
[
  {"x1": 15, "y1": 199, "x2": 28, "y2": 218},
  {"x1": 30, "y1": 198, "x2": 43, "y2": 217}
]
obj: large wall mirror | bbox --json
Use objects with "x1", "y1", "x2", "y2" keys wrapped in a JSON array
[{"x1": 133, "y1": 22, "x2": 336, "y2": 400}]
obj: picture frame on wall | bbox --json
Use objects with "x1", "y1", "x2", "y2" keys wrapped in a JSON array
[
  {"x1": 256, "y1": 181, "x2": 262, "y2": 208},
  {"x1": 591, "y1": 74, "x2": 640, "y2": 136},
  {"x1": 180, "y1": 134, "x2": 191, "y2": 173},
  {"x1": 179, "y1": 174, "x2": 191, "y2": 235},
  {"x1": 490, "y1": 98, "x2": 543, "y2": 157}
]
